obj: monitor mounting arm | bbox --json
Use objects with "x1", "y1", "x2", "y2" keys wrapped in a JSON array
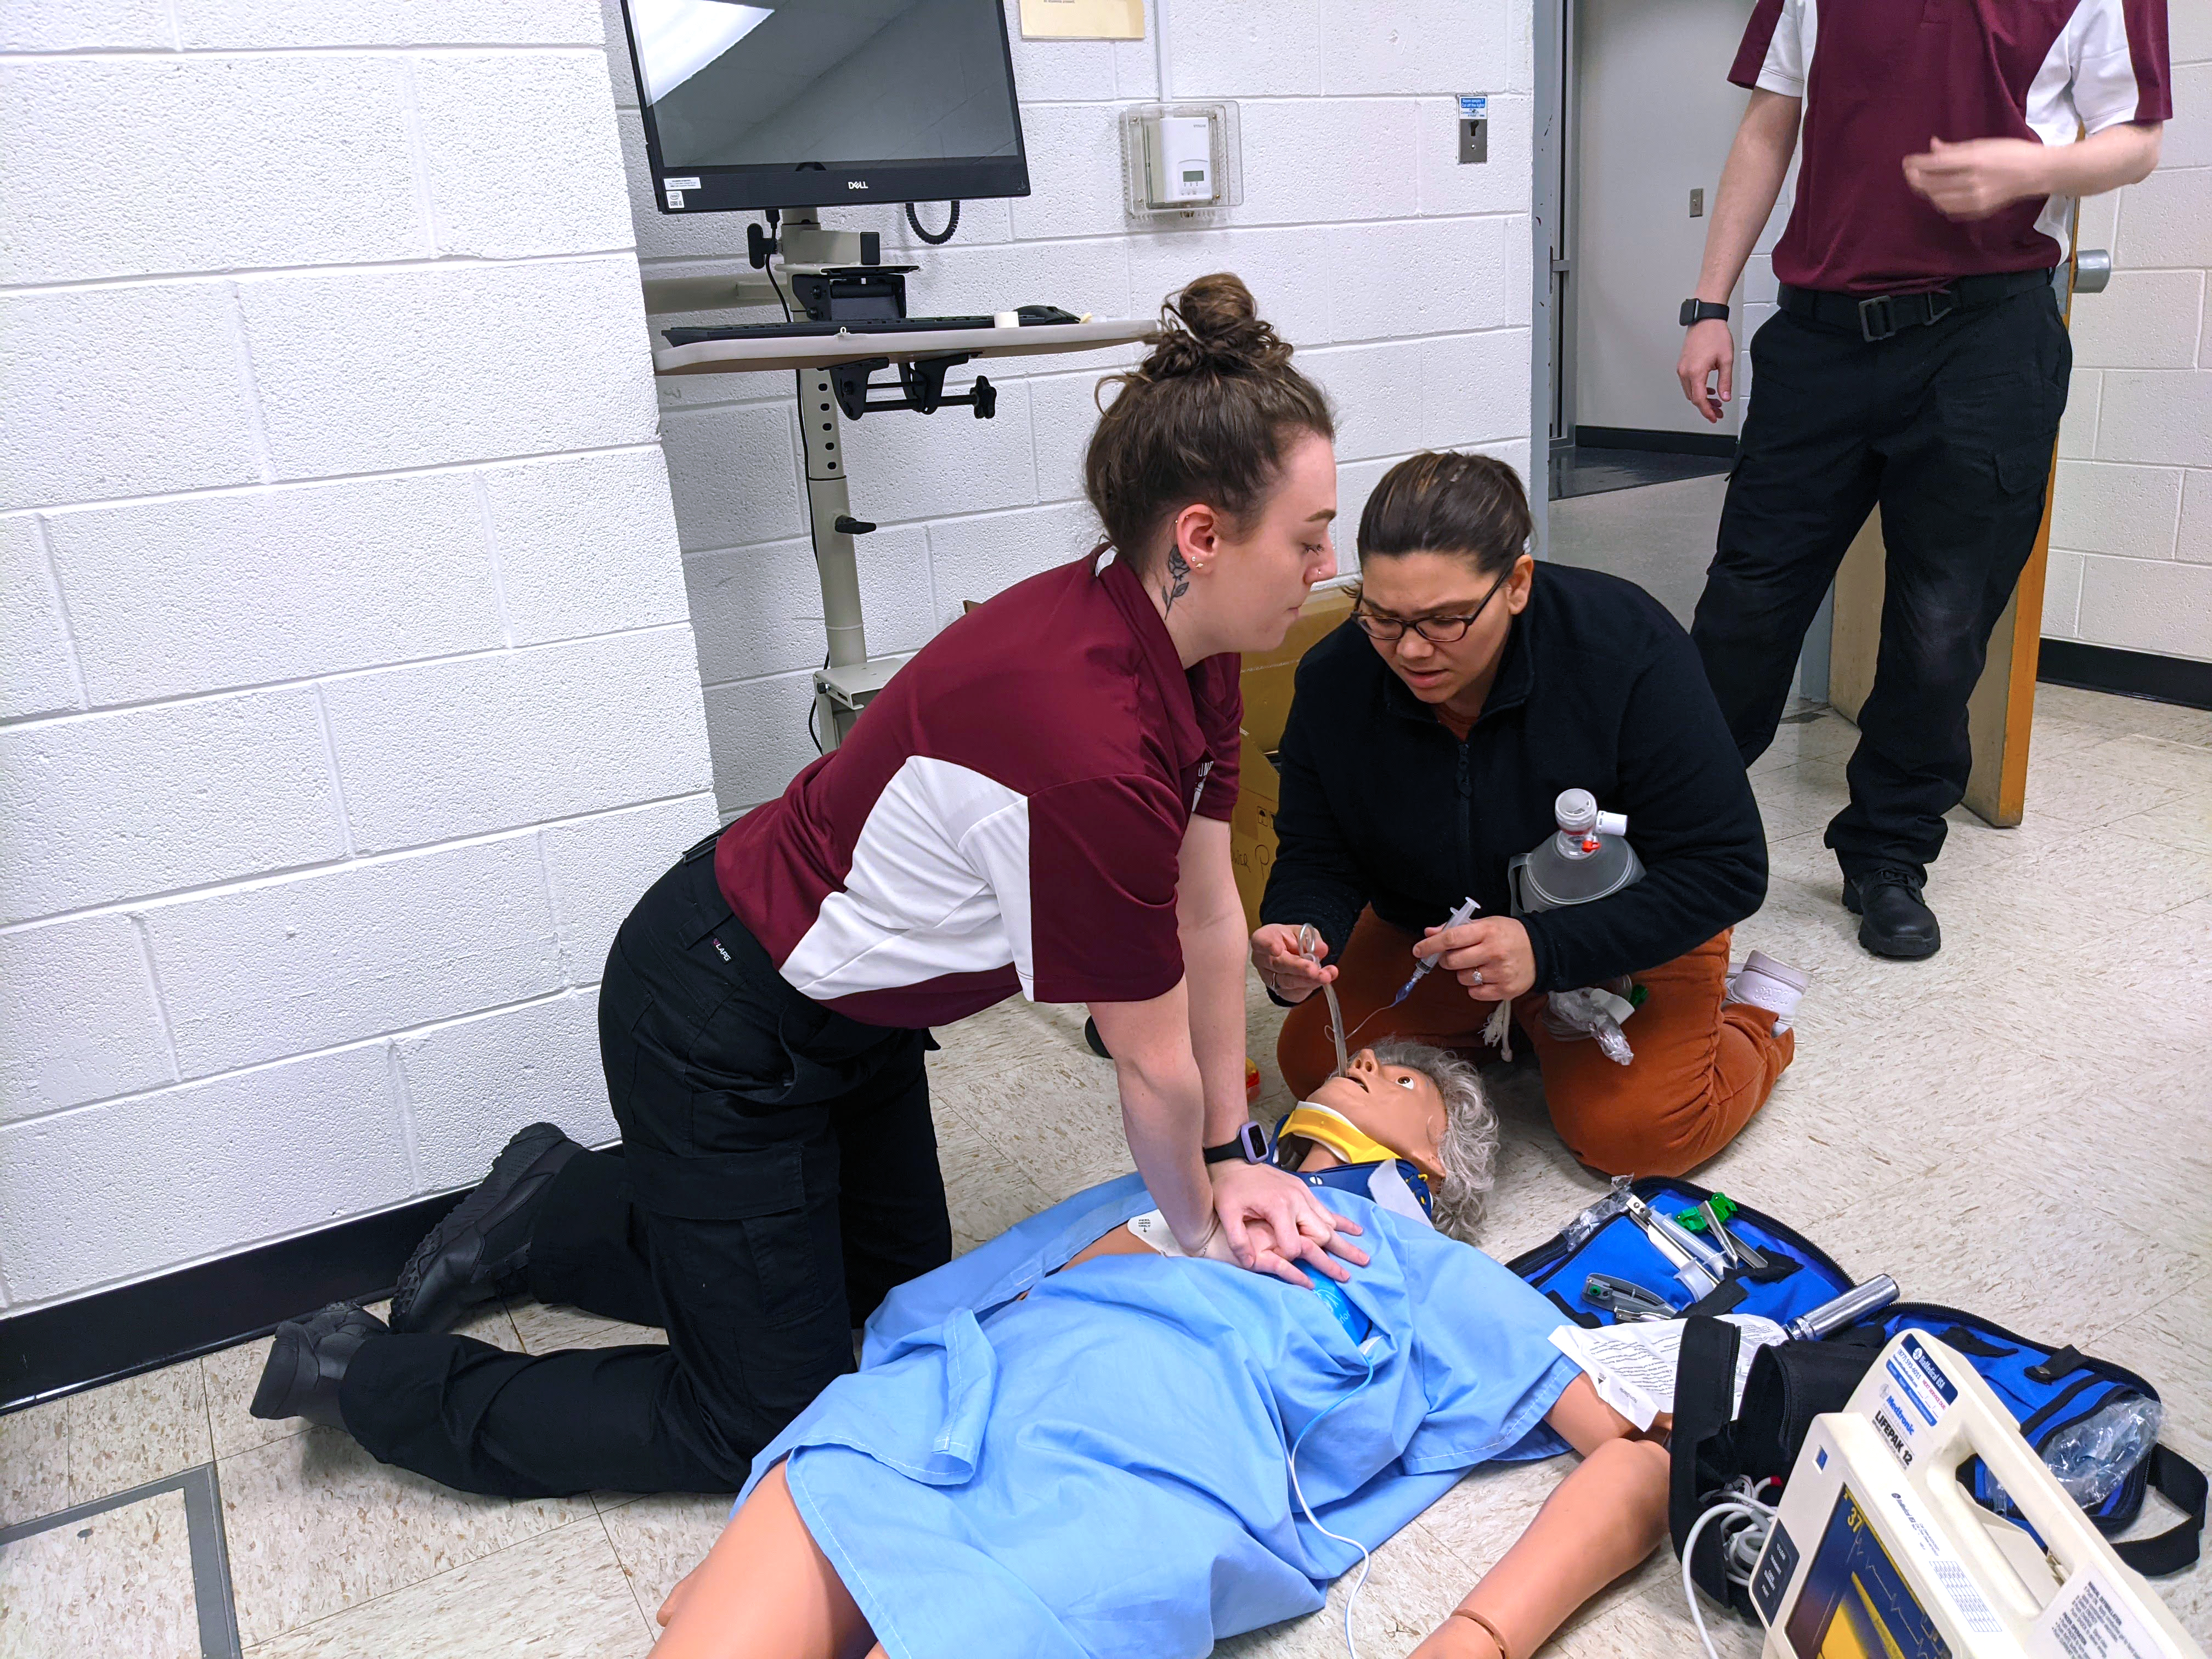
[{"x1": 756, "y1": 207, "x2": 996, "y2": 748}]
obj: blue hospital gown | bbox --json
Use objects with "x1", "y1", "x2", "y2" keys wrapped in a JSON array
[{"x1": 738, "y1": 1174, "x2": 1578, "y2": 1659}]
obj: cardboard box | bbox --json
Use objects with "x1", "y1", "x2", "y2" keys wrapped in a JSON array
[
  {"x1": 1229, "y1": 725, "x2": 1279, "y2": 934},
  {"x1": 1229, "y1": 584, "x2": 1356, "y2": 933},
  {"x1": 1240, "y1": 584, "x2": 1356, "y2": 752}
]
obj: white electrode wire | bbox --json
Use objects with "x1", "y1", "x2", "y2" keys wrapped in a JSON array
[
  {"x1": 1286, "y1": 1346, "x2": 1380, "y2": 1659},
  {"x1": 1680, "y1": 1482, "x2": 1779, "y2": 1659}
]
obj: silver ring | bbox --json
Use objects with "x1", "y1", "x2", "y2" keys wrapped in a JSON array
[{"x1": 1469, "y1": 970, "x2": 1485, "y2": 985}]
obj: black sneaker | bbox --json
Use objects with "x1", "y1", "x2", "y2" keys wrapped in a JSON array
[
  {"x1": 249, "y1": 1302, "x2": 387, "y2": 1429},
  {"x1": 388, "y1": 1123, "x2": 579, "y2": 1334},
  {"x1": 1842, "y1": 868, "x2": 1941, "y2": 960}
]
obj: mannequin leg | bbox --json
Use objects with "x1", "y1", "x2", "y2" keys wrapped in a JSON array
[{"x1": 650, "y1": 1461, "x2": 883, "y2": 1659}]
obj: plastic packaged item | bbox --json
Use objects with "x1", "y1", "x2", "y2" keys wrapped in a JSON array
[
  {"x1": 1557, "y1": 1175, "x2": 1635, "y2": 1252},
  {"x1": 1989, "y1": 1393, "x2": 2164, "y2": 1515},
  {"x1": 1542, "y1": 984, "x2": 1637, "y2": 1066}
]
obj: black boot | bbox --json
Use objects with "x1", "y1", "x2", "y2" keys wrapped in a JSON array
[
  {"x1": 388, "y1": 1122, "x2": 580, "y2": 1334},
  {"x1": 249, "y1": 1302, "x2": 387, "y2": 1429},
  {"x1": 1842, "y1": 868, "x2": 1941, "y2": 960}
]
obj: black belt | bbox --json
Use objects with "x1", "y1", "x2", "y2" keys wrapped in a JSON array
[{"x1": 1778, "y1": 268, "x2": 2053, "y2": 342}]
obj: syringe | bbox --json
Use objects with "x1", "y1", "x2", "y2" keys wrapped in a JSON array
[{"x1": 1387, "y1": 896, "x2": 1481, "y2": 1007}]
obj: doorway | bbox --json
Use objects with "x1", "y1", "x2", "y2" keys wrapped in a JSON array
[
  {"x1": 1529, "y1": 0, "x2": 1831, "y2": 685},
  {"x1": 1532, "y1": 0, "x2": 1761, "y2": 625}
]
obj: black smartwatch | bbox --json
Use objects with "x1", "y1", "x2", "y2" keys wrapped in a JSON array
[
  {"x1": 1679, "y1": 298, "x2": 1731, "y2": 326},
  {"x1": 1203, "y1": 1122, "x2": 1271, "y2": 1165}
]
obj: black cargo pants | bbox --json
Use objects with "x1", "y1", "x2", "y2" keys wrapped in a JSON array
[
  {"x1": 340, "y1": 833, "x2": 952, "y2": 1497},
  {"x1": 1690, "y1": 280, "x2": 2071, "y2": 879}
]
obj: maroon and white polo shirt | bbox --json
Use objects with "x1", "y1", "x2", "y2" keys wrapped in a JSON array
[
  {"x1": 714, "y1": 551, "x2": 1242, "y2": 1028},
  {"x1": 1732, "y1": 0, "x2": 2171, "y2": 294}
]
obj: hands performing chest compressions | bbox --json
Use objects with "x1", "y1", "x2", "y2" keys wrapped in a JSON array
[{"x1": 247, "y1": 273, "x2": 1368, "y2": 1498}]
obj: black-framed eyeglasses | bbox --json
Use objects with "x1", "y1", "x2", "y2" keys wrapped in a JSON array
[{"x1": 1352, "y1": 567, "x2": 1513, "y2": 644}]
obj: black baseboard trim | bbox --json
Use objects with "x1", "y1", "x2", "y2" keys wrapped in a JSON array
[
  {"x1": 1574, "y1": 424, "x2": 1738, "y2": 458},
  {"x1": 0, "y1": 1189, "x2": 466, "y2": 1415},
  {"x1": 2037, "y1": 638, "x2": 2212, "y2": 710}
]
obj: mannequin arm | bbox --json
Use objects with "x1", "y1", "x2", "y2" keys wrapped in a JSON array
[{"x1": 1410, "y1": 1375, "x2": 1672, "y2": 1658}]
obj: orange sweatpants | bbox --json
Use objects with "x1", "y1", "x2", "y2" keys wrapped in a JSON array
[{"x1": 1277, "y1": 909, "x2": 1793, "y2": 1178}]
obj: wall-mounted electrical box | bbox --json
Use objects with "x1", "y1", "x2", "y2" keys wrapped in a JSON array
[
  {"x1": 1457, "y1": 93, "x2": 1488, "y2": 165},
  {"x1": 1121, "y1": 101, "x2": 1243, "y2": 220}
]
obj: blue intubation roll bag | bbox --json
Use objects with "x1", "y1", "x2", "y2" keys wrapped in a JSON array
[{"x1": 1506, "y1": 1176, "x2": 2204, "y2": 1591}]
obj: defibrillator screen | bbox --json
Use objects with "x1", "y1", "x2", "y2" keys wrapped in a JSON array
[{"x1": 1782, "y1": 1486, "x2": 1951, "y2": 1659}]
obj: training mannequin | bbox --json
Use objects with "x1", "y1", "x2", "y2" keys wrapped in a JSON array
[{"x1": 642, "y1": 1041, "x2": 1674, "y2": 1659}]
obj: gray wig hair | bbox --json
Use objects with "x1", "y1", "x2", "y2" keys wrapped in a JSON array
[{"x1": 1364, "y1": 1037, "x2": 1498, "y2": 1241}]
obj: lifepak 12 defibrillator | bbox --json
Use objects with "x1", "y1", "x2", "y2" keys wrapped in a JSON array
[{"x1": 1751, "y1": 1331, "x2": 2203, "y2": 1659}]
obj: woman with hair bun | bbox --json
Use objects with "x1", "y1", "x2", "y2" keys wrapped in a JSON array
[{"x1": 250, "y1": 274, "x2": 1371, "y2": 1503}]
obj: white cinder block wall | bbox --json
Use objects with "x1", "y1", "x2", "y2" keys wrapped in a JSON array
[
  {"x1": 2044, "y1": 26, "x2": 2212, "y2": 665},
  {"x1": 603, "y1": 0, "x2": 1538, "y2": 812},
  {"x1": 0, "y1": 0, "x2": 718, "y2": 1313}
]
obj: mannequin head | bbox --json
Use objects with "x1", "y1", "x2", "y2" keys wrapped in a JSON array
[{"x1": 1291, "y1": 1040, "x2": 1498, "y2": 1239}]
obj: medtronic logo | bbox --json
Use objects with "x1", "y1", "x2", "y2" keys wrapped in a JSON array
[{"x1": 848, "y1": 179, "x2": 869, "y2": 189}]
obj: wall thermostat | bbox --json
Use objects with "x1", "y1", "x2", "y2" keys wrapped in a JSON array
[
  {"x1": 1146, "y1": 115, "x2": 1214, "y2": 204},
  {"x1": 1121, "y1": 101, "x2": 1243, "y2": 220}
]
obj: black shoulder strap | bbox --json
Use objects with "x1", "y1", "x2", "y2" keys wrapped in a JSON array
[
  {"x1": 2112, "y1": 1445, "x2": 2206, "y2": 1578},
  {"x1": 1545, "y1": 1290, "x2": 1601, "y2": 1329},
  {"x1": 1668, "y1": 1317, "x2": 1754, "y2": 1618},
  {"x1": 2024, "y1": 1344, "x2": 2084, "y2": 1384}
]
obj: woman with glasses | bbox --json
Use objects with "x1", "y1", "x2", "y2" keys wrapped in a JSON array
[{"x1": 1249, "y1": 451, "x2": 1805, "y2": 1177}]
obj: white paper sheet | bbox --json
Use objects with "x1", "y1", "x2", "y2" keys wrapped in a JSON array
[{"x1": 1547, "y1": 1315, "x2": 1787, "y2": 1430}]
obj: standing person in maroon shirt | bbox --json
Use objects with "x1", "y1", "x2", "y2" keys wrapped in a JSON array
[
  {"x1": 1678, "y1": 0, "x2": 2168, "y2": 958},
  {"x1": 247, "y1": 275, "x2": 1368, "y2": 1498}
]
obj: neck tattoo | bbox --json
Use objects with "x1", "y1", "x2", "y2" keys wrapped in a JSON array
[{"x1": 1161, "y1": 546, "x2": 1191, "y2": 613}]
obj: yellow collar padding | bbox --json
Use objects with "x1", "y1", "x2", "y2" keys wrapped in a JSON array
[{"x1": 1279, "y1": 1102, "x2": 1404, "y2": 1170}]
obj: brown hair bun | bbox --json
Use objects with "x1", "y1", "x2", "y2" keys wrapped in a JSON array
[
  {"x1": 1139, "y1": 272, "x2": 1295, "y2": 380},
  {"x1": 1085, "y1": 274, "x2": 1333, "y2": 572}
]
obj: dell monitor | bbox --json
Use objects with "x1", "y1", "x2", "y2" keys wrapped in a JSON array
[{"x1": 620, "y1": 0, "x2": 1030, "y2": 215}]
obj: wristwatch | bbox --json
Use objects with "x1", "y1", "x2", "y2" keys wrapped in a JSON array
[
  {"x1": 1679, "y1": 299, "x2": 1731, "y2": 326},
  {"x1": 1203, "y1": 1122, "x2": 1271, "y2": 1165}
]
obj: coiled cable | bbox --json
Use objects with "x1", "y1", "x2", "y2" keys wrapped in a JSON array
[{"x1": 1681, "y1": 1477, "x2": 1779, "y2": 1659}]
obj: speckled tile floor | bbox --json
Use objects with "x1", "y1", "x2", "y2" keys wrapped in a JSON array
[{"x1": 3, "y1": 684, "x2": 2205, "y2": 1658}]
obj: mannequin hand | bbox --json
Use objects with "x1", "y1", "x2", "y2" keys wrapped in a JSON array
[
  {"x1": 1250, "y1": 924, "x2": 1334, "y2": 1002},
  {"x1": 1675, "y1": 318, "x2": 1735, "y2": 422},
  {"x1": 1903, "y1": 136, "x2": 2051, "y2": 221},
  {"x1": 1417, "y1": 917, "x2": 1536, "y2": 1002},
  {"x1": 1210, "y1": 1160, "x2": 1367, "y2": 1288}
]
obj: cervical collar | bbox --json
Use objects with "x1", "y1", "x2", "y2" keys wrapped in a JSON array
[{"x1": 1279, "y1": 1102, "x2": 1407, "y2": 1171}]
